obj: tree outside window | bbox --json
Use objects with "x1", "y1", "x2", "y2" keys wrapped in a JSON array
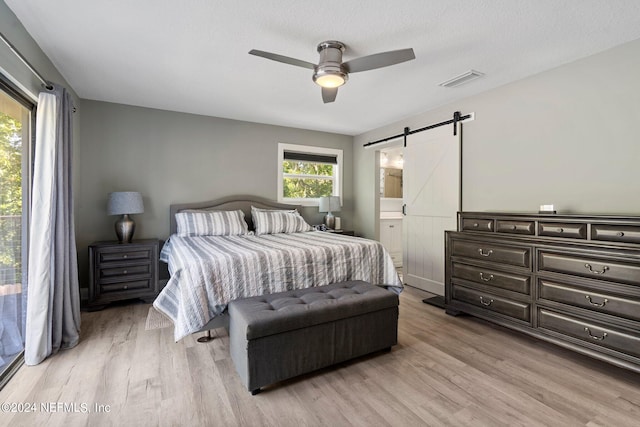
[{"x1": 0, "y1": 112, "x2": 22, "y2": 285}]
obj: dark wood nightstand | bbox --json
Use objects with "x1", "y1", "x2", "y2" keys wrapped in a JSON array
[
  {"x1": 88, "y1": 239, "x2": 159, "y2": 310},
  {"x1": 328, "y1": 229, "x2": 355, "y2": 236}
]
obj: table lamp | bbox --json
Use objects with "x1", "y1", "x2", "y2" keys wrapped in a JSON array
[
  {"x1": 318, "y1": 196, "x2": 340, "y2": 229},
  {"x1": 107, "y1": 191, "x2": 144, "y2": 243}
]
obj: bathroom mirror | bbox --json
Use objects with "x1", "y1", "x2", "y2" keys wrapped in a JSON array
[{"x1": 380, "y1": 167, "x2": 403, "y2": 198}]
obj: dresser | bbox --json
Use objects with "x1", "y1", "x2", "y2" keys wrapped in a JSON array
[
  {"x1": 445, "y1": 212, "x2": 640, "y2": 373},
  {"x1": 88, "y1": 239, "x2": 159, "y2": 310}
]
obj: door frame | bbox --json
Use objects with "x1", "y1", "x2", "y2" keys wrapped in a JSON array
[{"x1": 371, "y1": 115, "x2": 473, "y2": 289}]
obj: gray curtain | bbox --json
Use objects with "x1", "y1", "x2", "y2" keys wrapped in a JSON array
[{"x1": 24, "y1": 83, "x2": 80, "y2": 365}]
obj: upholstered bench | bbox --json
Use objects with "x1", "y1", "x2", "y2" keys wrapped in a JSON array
[{"x1": 229, "y1": 280, "x2": 399, "y2": 395}]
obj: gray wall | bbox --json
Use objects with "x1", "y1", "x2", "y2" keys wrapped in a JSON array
[
  {"x1": 0, "y1": 1, "x2": 77, "y2": 102},
  {"x1": 354, "y1": 38, "x2": 640, "y2": 239},
  {"x1": 77, "y1": 100, "x2": 353, "y2": 286}
]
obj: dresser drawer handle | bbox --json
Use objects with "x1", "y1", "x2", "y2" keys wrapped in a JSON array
[
  {"x1": 123, "y1": 285, "x2": 128, "y2": 290},
  {"x1": 478, "y1": 249, "x2": 493, "y2": 257},
  {"x1": 616, "y1": 231, "x2": 625, "y2": 237},
  {"x1": 584, "y1": 327, "x2": 607, "y2": 341},
  {"x1": 479, "y1": 272, "x2": 494, "y2": 282},
  {"x1": 123, "y1": 270, "x2": 128, "y2": 274},
  {"x1": 479, "y1": 296, "x2": 494, "y2": 306},
  {"x1": 557, "y1": 228, "x2": 564, "y2": 233},
  {"x1": 511, "y1": 225, "x2": 517, "y2": 230},
  {"x1": 584, "y1": 263, "x2": 609, "y2": 275},
  {"x1": 123, "y1": 255, "x2": 128, "y2": 259},
  {"x1": 473, "y1": 223, "x2": 479, "y2": 228},
  {"x1": 585, "y1": 295, "x2": 608, "y2": 307}
]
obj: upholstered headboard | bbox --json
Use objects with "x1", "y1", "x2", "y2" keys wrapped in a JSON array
[{"x1": 169, "y1": 195, "x2": 305, "y2": 235}]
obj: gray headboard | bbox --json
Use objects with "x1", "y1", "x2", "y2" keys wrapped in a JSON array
[{"x1": 169, "y1": 194, "x2": 305, "y2": 235}]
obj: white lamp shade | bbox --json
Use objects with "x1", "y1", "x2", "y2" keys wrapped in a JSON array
[
  {"x1": 107, "y1": 192, "x2": 144, "y2": 215},
  {"x1": 318, "y1": 196, "x2": 341, "y2": 213}
]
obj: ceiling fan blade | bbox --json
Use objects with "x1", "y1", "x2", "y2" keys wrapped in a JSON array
[
  {"x1": 343, "y1": 48, "x2": 415, "y2": 73},
  {"x1": 248, "y1": 49, "x2": 316, "y2": 70},
  {"x1": 322, "y1": 87, "x2": 338, "y2": 103}
]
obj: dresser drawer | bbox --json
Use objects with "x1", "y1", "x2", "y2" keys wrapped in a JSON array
[
  {"x1": 101, "y1": 279, "x2": 153, "y2": 294},
  {"x1": 592, "y1": 224, "x2": 640, "y2": 244},
  {"x1": 99, "y1": 248, "x2": 152, "y2": 263},
  {"x1": 538, "y1": 222, "x2": 587, "y2": 239},
  {"x1": 496, "y1": 220, "x2": 535, "y2": 235},
  {"x1": 538, "y1": 309, "x2": 640, "y2": 359},
  {"x1": 99, "y1": 263, "x2": 151, "y2": 280},
  {"x1": 461, "y1": 218, "x2": 494, "y2": 232},
  {"x1": 538, "y1": 251, "x2": 640, "y2": 285},
  {"x1": 538, "y1": 279, "x2": 640, "y2": 322},
  {"x1": 452, "y1": 285, "x2": 530, "y2": 321},
  {"x1": 452, "y1": 262, "x2": 531, "y2": 294},
  {"x1": 451, "y1": 239, "x2": 531, "y2": 268}
]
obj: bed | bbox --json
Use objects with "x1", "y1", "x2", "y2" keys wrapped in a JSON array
[{"x1": 153, "y1": 195, "x2": 403, "y2": 341}]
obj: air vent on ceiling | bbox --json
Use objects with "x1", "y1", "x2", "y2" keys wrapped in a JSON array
[{"x1": 439, "y1": 70, "x2": 484, "y2": 88}]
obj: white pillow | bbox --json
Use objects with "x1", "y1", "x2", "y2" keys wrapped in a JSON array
[
  {"x1": 251, "y1": 206, "x2": 313, "y2": 235},
  {"x1": 175, "y1": 209, "x2": 249, "y2": 236}
]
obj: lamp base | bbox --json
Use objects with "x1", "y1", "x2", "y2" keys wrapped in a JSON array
[
  {"x1": 115, "y1": 214, "x2": 136, "y2": 243},
  {"x1": 324, "y1": 212, "x2": 335, "y2": 229}
]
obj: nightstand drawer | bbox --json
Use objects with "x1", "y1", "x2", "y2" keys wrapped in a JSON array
[
  {"x1": 99, "y1": 263, "x2": 151, "y2": 279},
  {"x1": 101, "y1": 279, "x2": 153, "y2": 294},
  {"x1": 99, "y1": 248, "x2": 152, "y2": 263}
]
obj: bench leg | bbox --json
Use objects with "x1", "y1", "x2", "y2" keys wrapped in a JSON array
[{"x1": 251, "y1": 388, "x2": 261, "y2": 396}]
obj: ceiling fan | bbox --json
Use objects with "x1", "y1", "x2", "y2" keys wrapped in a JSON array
[{"x1": 249, "y1": 41, "x2": 415, "y2": 103}]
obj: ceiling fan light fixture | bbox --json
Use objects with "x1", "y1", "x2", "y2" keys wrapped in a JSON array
[{"x1": 313, "y1": 68, "x2": 348, "y2": 88}]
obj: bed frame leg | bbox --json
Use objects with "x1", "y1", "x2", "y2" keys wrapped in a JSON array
[{"x1": 197, "y1": 330, "x2": 215, "y2": 343}]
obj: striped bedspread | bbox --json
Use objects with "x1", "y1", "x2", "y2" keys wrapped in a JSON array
[{"x1": 153, "y1": 231, "x2": 402, "y2": 341}]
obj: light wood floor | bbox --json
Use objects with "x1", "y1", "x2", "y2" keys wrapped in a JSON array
[{"x1": 2, "y1": 286, "x2": 640, "y2": 427}]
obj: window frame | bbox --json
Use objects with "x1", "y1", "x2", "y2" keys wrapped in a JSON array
[
  {"x1": 0, "y1": 73, "x2": 35, "y2": 391},
  {"x1": 277, "y1": 143, "x2": 343, "y2": 206}
]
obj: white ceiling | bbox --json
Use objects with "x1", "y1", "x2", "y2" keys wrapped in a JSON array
[{"x1": 6, "y1": 0, "x2": 640, "y2": 136}]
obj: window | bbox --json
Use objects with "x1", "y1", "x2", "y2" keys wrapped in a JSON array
[
  {"x1": 278, "y1": 143, "x2": 342, "y2": 205},
  {"x1": 0, "y1": 76, "x2": 33, "y2": 390}
]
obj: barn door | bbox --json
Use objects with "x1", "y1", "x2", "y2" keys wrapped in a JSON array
[{"x1": 402, "y1": 124, "x2": 460, "y2": 295}]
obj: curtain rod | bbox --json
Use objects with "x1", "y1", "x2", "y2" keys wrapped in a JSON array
[
  {"x1": 0, "y1": 30, "x2": 53, "y2": 90},
  {"x1": 363, "y1": 111, "x2": 473, "y2": 148}
]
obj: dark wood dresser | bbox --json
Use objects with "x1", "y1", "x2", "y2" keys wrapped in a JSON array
[
  {"x1": 445, "y1": 212, "x2": 640, "y2": 373},
  {"x1": 88, "y1": 239, "x2": 159, "y2": 310}
]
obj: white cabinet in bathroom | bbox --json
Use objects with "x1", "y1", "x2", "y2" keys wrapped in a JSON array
[{"x1": 380, "y1": 218, "x2": 402, "y2": 267}]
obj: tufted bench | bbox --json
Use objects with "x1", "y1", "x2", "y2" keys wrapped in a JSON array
[{"x1": 229, "y1": 280, "x2": 399, "y2": 395}]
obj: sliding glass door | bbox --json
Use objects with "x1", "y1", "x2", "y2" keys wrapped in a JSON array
[{"x1": 0, "y1": 79, "x2": 33, "y2": 388}]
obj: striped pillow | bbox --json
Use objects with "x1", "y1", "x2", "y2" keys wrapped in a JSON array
[
  {"x1": 251, "y1": 206, "x2": 313, "y2": 235},
  {"x1": 175, "y1": 209, "x2": 249, "y2": 236}
]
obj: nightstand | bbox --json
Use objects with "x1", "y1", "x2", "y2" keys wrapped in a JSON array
[
  {"x1": 328, "y1": 229, "x2": 355, "y2": 236},
  {"x1": 88, "y1": 239, "x2": 159, "y2": 310}
]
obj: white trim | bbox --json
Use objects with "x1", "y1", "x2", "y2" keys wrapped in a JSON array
[{"x1": 277, "y1": 143, "x2": 343, "y2": 206}]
